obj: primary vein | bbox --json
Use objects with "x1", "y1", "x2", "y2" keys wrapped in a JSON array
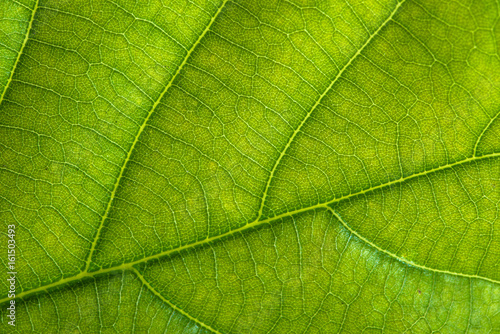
[{"x1": 2, "y1": 151, "x2": 499, "y2": 306}]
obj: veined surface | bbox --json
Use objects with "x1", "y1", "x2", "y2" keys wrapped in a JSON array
[{"x1": 1, "y1": 0, "x2": 500, "y2": 332}]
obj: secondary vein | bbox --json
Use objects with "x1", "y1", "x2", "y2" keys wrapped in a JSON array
[
  {"x1": 132, "y1": 268, "x2": 222, "y2": 334},
  {"x1": 326, "y1": 207, "x2": 500, "y2": 286},
  {"x1": 256, "y1": 0, "x2": 405, "y2": 220},
  {"x1": 473, "y1": 108, "x2": 500, "y2": 156},
  {"x1": 83, "y1": 0, "x2": 231, "y2": 272},
  {"x1": 0, "y1": 0, "x2": 40, "y2": 106}
]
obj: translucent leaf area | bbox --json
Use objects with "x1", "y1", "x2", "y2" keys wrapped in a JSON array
[{"x1": 1, "y1": 0, "x2": 500, "y2": 332}]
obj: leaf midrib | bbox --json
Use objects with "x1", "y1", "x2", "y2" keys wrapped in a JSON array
[{"x1": 2, "y1": 151, "x2": 499, "y2": 306}]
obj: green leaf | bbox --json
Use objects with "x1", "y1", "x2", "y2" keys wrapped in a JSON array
[{"x1": 1, "y1": 0, "x2": 500, "y2": 332}]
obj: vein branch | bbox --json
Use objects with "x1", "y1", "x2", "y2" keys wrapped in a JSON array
[
  {"x1": 0, "y1": 0, "x2": 40, "y2": 106},
  {"x1": 83, "y1": 0, "x2": 230, "y2": 272},
  {"x1": 473, "y1": 108, "x2": 500, "y2": 156},
  {"x1": 326, "y1": 207, "x2": 500, "y2": 285},
  {"x1": 256, "y1": 0, "x2": 404, "y2": 219},
  {"x1": 132, "y1": 268, "x2": 222, "y2": 334}
]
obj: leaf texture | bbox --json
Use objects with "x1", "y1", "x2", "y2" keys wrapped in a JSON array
[{"x1": 1, "y1": 0, "x2": 500, "y2": 332}]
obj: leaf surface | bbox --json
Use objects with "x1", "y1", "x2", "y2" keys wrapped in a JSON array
[{"x1": 1, "y1": 0, "x2": 500, "y2": 332}]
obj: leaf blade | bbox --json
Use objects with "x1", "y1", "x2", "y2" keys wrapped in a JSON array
[{"x1": 2, "y1": 0, "x2": 500, "y2": 332}]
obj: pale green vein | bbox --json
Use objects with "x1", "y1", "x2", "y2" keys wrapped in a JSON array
[
  {"x1": 473, "y1": 108, "x2": 500, "y2": 156},
  {"x1": 2, "y1": 151, "x2": 499, "y2": 306},
  {"x1": 132, "y1": 268, "x2": 221, "y2": 334},
  {"x1": 83, "y1": 0, "x2": 230, "y2": 272},
  {"x1": 256, "y1": 0, "x2": 405, "y2": 219},
  {"x1": 0, "y1": 0, "x2": 40, "y2": 106},
  {"x1": 325, "y1": 207, "x2": 500, "y2": 286}
]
